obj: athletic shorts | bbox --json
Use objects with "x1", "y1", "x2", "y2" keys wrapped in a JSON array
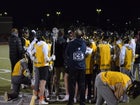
[{"x1": 38, "y1": 66, "x2": 49, "y2": 80}]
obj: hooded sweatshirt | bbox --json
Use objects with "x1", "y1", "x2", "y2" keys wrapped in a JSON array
[{"x1": 65, "y1": 38, "x2": 86, "y2": 70}]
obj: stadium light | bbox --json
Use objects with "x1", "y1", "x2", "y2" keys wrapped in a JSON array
[
  {"x1": 96, "y1": 8, "x2": 102, "y2": 14},
  {"x1": 46, "y1": 13, "x2": 50, "y2": 17},
  {"x1": 56, "y1": 11, "x2": 61, "y2": 16}
]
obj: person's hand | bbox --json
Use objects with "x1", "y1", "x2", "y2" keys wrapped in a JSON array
[
  {"x1": 49, "y1": 64, "x2": 53, "y2": 71},
  {"x1": 51, "y1": 55, "x2": 56, "y2": 61},
  {"x1": 26, "y1": 72, "x2": 32, "y2": 79}
]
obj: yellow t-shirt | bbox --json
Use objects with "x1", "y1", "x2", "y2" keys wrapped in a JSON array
[{"x1": 101, "y1": 71, "x2": 131, "y2": 90}]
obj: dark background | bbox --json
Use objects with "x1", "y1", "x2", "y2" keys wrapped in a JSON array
[{"x1": 0, "y1": 0, "x2": 140, "y2": 31}]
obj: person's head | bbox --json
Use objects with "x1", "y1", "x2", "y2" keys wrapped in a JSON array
[
  {"x1": 74, "y1": 28, "x2": 83, "y2": 38},
  {"x1": 22, "y1": 27, "x2": 30, "y2": 38},
  {"x1": 127, "y1": 80, "x2": 140, "y2": 99},
  {"x1": 68, "y1": 30, "x2": 74, "y2": 40},
  {"x1": 11, "y1": 28, "x2": 18, "y2": 37},
  {"x1": 36, "y1": 30, "x2": 43, "y2": 41},
  {"x1": 123, "y1": 36, "x2": 130, "y2": 44}
]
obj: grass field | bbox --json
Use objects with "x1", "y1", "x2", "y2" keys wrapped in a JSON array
[{"x1": 0, "y1": 45, "x2": 140, "y2": 105}]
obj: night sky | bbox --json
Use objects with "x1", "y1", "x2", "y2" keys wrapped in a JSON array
[{"x1": 0, "y1": 0, "x2": 140, "y2": 29}]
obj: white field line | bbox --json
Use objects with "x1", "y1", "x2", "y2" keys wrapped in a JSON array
[
  {"x1": 0, "y1": 57, "x2": 9, "y2": 60},
  {"x1": 0, "y1": 76, "x2": 11, "y2": 82},
  {"x1": 0, "y1": 69, "x2": 11, "y2": 82},
  {"x1": 0, "y1": 69, "x2": 11, "y2": 73}
]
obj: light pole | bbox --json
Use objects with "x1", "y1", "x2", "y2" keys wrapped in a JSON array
[
  {"x1": 56, "y1": 11, "x2": 61, "y2": 26},
  {"x1": 46, "y1": 13, "x2": 50, "y2": 27},
  {"x1": 96, "y1": 8, "x2": 102, "y2": 28}
]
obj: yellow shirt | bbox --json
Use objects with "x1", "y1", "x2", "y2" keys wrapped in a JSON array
[
  {"x1": 23, "y1": 37, "x2": 30, "y2": 50},
  {"x1": 85, "y1": 50, "x2": 93, "y2": 74},
  {"x1": 99, "y1": 44, "x2": 111, "y2": 70},
  {"x1": 101, "y1": 71, "x2": 131, "y2": 90},
  {"x1": 90, "y1": 42, "x2": 97, "y2": 53},
  {"x1": 124, "y1": 47, "x2": 133, "y2": 70},
  {"x1": 34, "y1": 43, "x2": 46, "y2": 67},
  {"x1": 12, "y1": 59, "x2": 28, "y2": 76}
]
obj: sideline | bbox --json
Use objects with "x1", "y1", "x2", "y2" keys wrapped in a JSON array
[{"x1": 0, "y1": 69, "x2": 11, "y2": 82}]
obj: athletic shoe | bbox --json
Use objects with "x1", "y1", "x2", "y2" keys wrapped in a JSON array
[
  {"x1": 4, "y1": 92, "x2": 9, "y2": 102},
  {"x1": 74, "y1": 98, "x2": 77, "y2": 103},
  {"x1": 88, "y1": 99, "x2": 92, "y2": 103},
  {"x1": 56, "y1": 96, "x2": 60, "y2": 101},
  {"x1": 39, "y1": 100, "x2": 49, "y2": 104},
  {"x1": 61, "y1": 95, "x2": 69, "y2": 101}
]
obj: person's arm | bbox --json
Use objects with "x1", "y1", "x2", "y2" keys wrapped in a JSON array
[
  {"x1": 17, "y1": 37, "x2": 24, "y2": 58},
  {"x1": 114, "y1": 82, "x2": 124, "y2": 100},
  {"x1": 119, "y1": 46, "x2": 126, "y2": 66},
  {"x1": 43, "y1": 43, "x2": 55, "y2": 62},
  {"x1": 21, "y1": 60, "x2": 31, "y2": 78}
]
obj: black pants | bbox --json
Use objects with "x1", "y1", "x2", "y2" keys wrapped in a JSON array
[
  {"x1": 67, "y1": 69, "x2": 85, "y2": 105},
  {"x1": 8, "y1": 76, "x2": 31, "y2": 99}
]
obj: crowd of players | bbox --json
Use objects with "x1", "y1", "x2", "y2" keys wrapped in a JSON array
[{"x1": 4, "y1": 26, "x2": 140, "y2": 105}]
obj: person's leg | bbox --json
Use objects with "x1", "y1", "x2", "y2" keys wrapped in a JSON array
[
  {"x1": 85, "y1": 75, "x2": 88, "y2": 100},
  {"x1": 45, "y1": 70, "x2": 51, "y2": 98},
  {"x1": 87, "y1": 75, "x2": 92, "y2": 101},
  {"x1": 77, "y1": 70, "x2": 85, "y2": 105},
  {"x1": 67, "y1": 70, "x2": 76, "y2": 105},
  {"x1": 6, "y1": 84, "x2": 19, "y2": 100},
  {"x1": 6, "y1": 77, "x2": 21, "y2": 100},
  {"x1": 62, "y1": 72, "x2": 69, "y2": 101},
  {"x1": 54, "y1": 67, "x2": 61, "y2": 97},
  {"x1": 95, "y1": 90, "x2": 104, "y2": 105},
  {"x1": 34, "y1": 67, "x2": 40, "y2": 93},
  {"x1": 39, "y1": 80, "x2": 46, "y2": 98},
  {"x1": 74, "y1": 82, "x2": 78, "y2": 103},
  {"x1": 132, "y1": 63, "x2": 137, "y2": 81},
  {"x1": 38, "y1": 66, "x2": 49, "y2": 104},
  {"x1": 101, "y1": 85, "x2": 118, "y2": 105},
  {"x1": 138, "y1": 63, "x2": 140, "y2": 81}
]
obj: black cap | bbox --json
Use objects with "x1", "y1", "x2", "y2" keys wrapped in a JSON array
[{"x1": 127, "y1": 81, "x2": 140, "y2": 99}]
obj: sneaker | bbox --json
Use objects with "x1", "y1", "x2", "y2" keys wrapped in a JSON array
[
  {"x1": 88, "y1": 99, "x2": 92, "y2": 103},
  {"x1": 21, "y1": 84, "x2": 28, "y2": 89},
  {"x1": 61, "y1": 95, "x2": 69, "y2": 101},
  {"x1": 74, "y1": 98, "x2": 77, "y2": 103},
  {"x1": 11, "y1": 84, "x2": 13, "y2": 90},
  {"x1": 39, "y1": 100, "x2": 49, "y2": 104},
  {"x1": 4, "y1": 92, "x2": 9, "y2": 102}
]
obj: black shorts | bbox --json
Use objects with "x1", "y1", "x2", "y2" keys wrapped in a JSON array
[{"x1": 38, "y1": 66, "x2": 49, "y2": 80}]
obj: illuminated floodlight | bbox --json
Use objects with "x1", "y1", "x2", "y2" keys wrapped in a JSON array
[
  {"x1": 56, "y1": 11, "x2": 61, "y2": 16},
  {"x1": 46, "y1": 13, "x2": 50, "y2": 17},
  {"x1": 96, "y1": 8, "x2": 102, "y2": 14}
]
